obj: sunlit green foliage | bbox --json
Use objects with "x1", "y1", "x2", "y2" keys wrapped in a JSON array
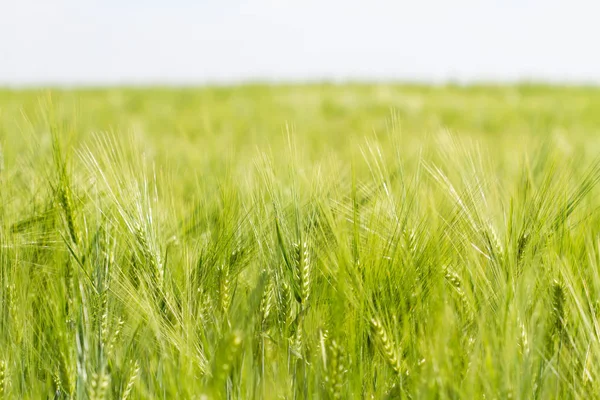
[{"x1": 2, "y1": 84, "x2": 600, "y2": 398}]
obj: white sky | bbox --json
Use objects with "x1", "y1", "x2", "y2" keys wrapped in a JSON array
[{"x1": 1, "y1": 0, "x2": 599, "y2": 85}]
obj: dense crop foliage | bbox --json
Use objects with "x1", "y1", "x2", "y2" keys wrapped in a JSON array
[{"x1": 2, "y1": 85, "x2": 600, "y2": 398}]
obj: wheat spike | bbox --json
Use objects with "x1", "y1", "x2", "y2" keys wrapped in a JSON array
[
  {"x1": 89, "y1": 369, "x2": 110, "y2": 400},
  {"x1": 444, "y1": 266, "x2": 473, "y2": 323},
  {"x1": 121, "y1": 360, "x2": 140, "y2": 400},
  {"x1": 219, "y1": 264, "x2": 231, "y2": 313},
  {"x1": 325, "y1": 339, "x2": 346, "y2": 399},
  {"x1": 370, "y1": 317, "x2": 402, "y2": 377},
  {"x1": 107, "y1": 317, "x2": 125, "y2": 356},
  {"x1": 53, "y1": 372, "x2": 63, "y2": 398},
  {"x1": 134, "y1": 223, "x2": 163, "y2": 285},
  {"x1": 299, "y1": 242, "x2": 311, "y2": 308},
  {"x1": 260, "y1": 274, "x2": 274, "y2": 325},
  {"x1": 0, "y1": 360, "x2": 6, "y2": 398}
]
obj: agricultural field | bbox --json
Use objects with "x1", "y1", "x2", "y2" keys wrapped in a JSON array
[{"x1": 2, "y1": 84, "x2": 600, "y2": 398}]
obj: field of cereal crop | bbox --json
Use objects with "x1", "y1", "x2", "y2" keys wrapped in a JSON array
[{"x1": 2, "y1": 84, "x2": 600, "y2": 398}]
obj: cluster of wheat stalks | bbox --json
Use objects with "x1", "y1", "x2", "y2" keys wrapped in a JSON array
[{"x1": 2, "y1": 108, "x2": 600, "y2": 399}]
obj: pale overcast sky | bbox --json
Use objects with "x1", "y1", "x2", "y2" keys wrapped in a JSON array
[{"x1": 1, "y1": 0, "x2": 599, "y2": 85}]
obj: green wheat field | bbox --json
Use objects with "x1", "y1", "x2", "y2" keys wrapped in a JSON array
[{"x1": 3, "y1": 84, "x2": 600, "y2": 399}]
